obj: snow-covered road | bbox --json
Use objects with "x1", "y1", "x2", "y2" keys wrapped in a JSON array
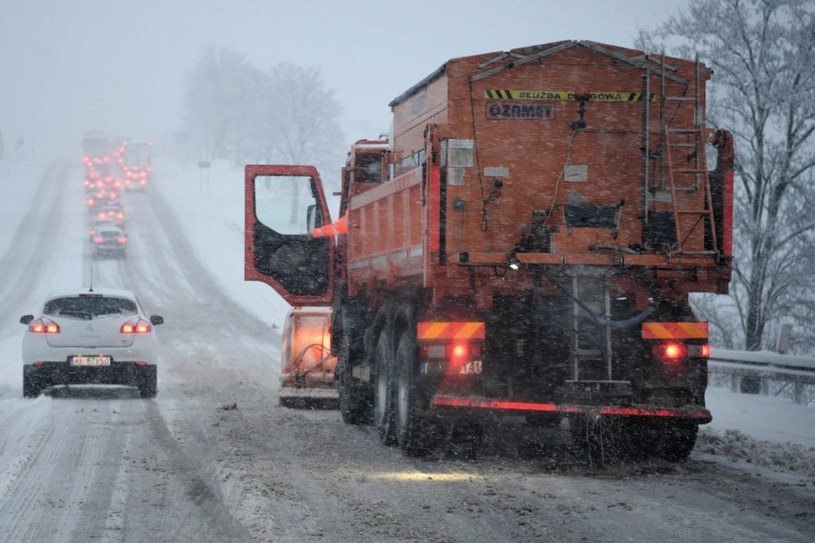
[{"x1": 0, "y1": 156, "x2": 812, "y2": 542}]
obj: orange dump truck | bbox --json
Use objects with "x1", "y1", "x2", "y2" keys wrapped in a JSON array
[{"x1": 245, "y1": 40, "x2": 734, "y2": 459}]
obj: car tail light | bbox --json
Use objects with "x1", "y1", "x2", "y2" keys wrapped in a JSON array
[
  {"x1": 29, "y1": 318, "x2": 60, "y2": 334},
  {"x1": 93, "y1": 236, "x2": 103, "y2": 244},
  {"x1": 121, "y1": 319, "x2": 152, "y2": 334},
  {"x1": 117, "y1": 236, "x2": 127, "y2": 244},
  {"x1": 702, "y1": 343, "x2": 711, "y2": 357}
]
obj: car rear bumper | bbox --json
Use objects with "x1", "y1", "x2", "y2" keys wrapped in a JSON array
[
  {"x1": 92, "y1": 247, "x2": 127, "y2": 258},
  {"x1": 24, "y1": 362, "x2": 155, "y2": 388}
]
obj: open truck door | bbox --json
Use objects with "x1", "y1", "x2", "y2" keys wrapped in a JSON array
[{"x1": 245, "y1": 165, "x2": 334, "y2": 306}]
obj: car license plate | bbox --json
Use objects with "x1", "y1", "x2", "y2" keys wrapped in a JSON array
[{"x1": 71, "y1": 355, "x2": 111, "y2": 366}]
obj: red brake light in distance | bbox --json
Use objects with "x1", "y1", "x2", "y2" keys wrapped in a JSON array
[
  {"x1": 29, "y1": 318, "x2": 60, "y2": 334},
  {"x1": 121, "y1": 319, "x2": 152, "y2": 334},
  {"x1": 117, "y1": 236, "x2": 127, "y2": 244},
  {"x1": 702, "y1": 344, "x2": 711, "y2": 357}
]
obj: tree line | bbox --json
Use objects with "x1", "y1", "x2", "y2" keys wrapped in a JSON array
[{"x1": 180, "y1": 44, "x2": 344, "y2": 177}]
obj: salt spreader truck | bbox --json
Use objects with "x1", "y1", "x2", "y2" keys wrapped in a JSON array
[{"x1": 244, "y1": 40, "x2": 734, "y2": 459}]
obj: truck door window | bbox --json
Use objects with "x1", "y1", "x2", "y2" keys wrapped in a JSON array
[
  {"x1": 255, "y1": 175, "x2": 319, "y2": 234},
  {"x1": 252, "y1": 174, "x2": 329, "y2": 297}
]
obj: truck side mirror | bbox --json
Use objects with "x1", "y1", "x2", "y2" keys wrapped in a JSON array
[{"x1": 307, "y1": 204, "x2": 323, "y2": 230}]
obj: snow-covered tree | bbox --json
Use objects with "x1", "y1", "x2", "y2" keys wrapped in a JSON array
[
  {"x1": 639, "y1": 0, "x2": 815, "y2": 352},
  {"x1": 182, "y1": 50, "x2": 344, "y2": 185},
  {"x1": 181, "y1": 45, "x2": 263, "y2": 161},
  {"x1": 245, "y1": 63, "x2": 344, "y2": 176}
]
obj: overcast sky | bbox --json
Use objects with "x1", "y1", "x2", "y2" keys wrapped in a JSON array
[{"x1": 0, "y1": 0, "x2": 689, "y2": 158}]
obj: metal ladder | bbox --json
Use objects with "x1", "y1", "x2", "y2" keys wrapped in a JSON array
[
  {"x1": 569, "y1": 274, "x2": 612, "y2": 381},
  {"x1": 658, "y1": 55, "x2": 719, "y2": 255}
]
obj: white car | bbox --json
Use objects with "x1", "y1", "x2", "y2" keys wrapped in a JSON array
[
  {"x1": 20, "y1": 288, "x2": 163, "y2": 398},
  {"x1": 91, "y1": 223, "x2": 128, "y2": 259}
]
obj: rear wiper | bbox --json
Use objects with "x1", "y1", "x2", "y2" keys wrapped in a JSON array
[{"x1": 58, "y1": 310, "x2": 93, "y2": 320}]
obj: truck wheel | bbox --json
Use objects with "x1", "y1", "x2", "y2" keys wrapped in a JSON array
[
  {"x1": 373, "y1": 332, "x2": 396, "y2": 445},
  {"x1": 339, "y1": 350, "x2": 373, "y2": 425},
  {"x1": 394, "y1": 330, "x2": 434, "y2": 457},
  {"x1": 655, "y1": 420, "x2": 698, "y2": 462},
  {"x1": 23, "y1": 369, "x2": 41, "y2": 398}
]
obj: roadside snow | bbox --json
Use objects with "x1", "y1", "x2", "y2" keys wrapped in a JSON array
[{"x1": 701, "y1": 388, "x2": 815, "y2": 476}]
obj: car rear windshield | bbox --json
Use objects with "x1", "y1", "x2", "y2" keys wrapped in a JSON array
[{"x1": 44, "y1": 296, "x2": 138, "y2": 318}]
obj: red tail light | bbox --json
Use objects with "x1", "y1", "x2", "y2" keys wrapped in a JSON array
[
  {"x1": 702, "y1": 343, "x2": 711, "y2": 357},
  {"x1": 121, "y1": 319, "x2": 152, "y2": 334},
  {"x1": 29, "y1": 318, "x2": 60, "y2": 334},
  {"x1": 652, "y1": 342, "x2": 688, "y2": 361},
  {"x1": 449, "y1": 343, "x2": 470, "y2": 365},
  {"x1": 422, "y1": 341, "x2": 482, "y2": 375},
  {"x1": 93, "y1": 236, "x2": 103, "y2": 244},
  {"x1": 117, "y1": 236, "x2": 127, "y2": 244}
]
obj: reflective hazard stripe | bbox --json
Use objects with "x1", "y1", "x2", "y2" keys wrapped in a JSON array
[
  {"x1": 641, "y1": 322, "x2": 709, "y2": 340},
  {"x1": 417, "y1": 322, "x2": 485, "y2": 340},
  {"x1": 484, "y1": 89, "x2": 655, "y2": 102}
]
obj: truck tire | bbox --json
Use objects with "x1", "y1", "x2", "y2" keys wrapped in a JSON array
[
  {"x1": 339, "y1": 353, "x2": 373, "y2": 425},
  {"x1": 373, "y1": 332, "x2": 396, "y2": 445},
  {"x1": 338, "y1": 302, "x2": 373, "y2": 425},
  {"x1": 654, "y1": 420, "x2": 698, "y2": 462},
  {"x1": 394, "y1": 330, "x2": 434, "y2": 457}
]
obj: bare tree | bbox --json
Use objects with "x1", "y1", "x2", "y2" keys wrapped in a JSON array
[
  {"x1": 247, "y1": 63, "x2": 344, "y2": 175},
  {"x1": 639, "y1": 0, "x2": 815, "y2": 352},
  {"x1": 181, "y1": 44, "x2": 263, "y2": 161}
]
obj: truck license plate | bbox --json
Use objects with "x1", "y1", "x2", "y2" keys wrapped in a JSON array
[{"x1": 71, "y1": 355, "x2": 111, "y2": 366}]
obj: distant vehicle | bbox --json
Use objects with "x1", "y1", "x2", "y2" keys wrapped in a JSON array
[
  {"x1": 20, "y1": 288, "x2": 163, "y2": 398},
  {"x1": 96, "y1": 203, "x2": 125, "y2": 226},
  {"x1": 86, "y1": 183, "x2": 121, "y2": 212},
  {"x1": 279, "y1": 307, "x2": 338, "y2": 407},
  {"x1": 81, "y1": 131, "x2": 111, "y2": 174},
  {"x1": 91, "y1": 224, "x2": 128, "y2": 259},
  {"x1": 121, "y1": 142, "x2": 153, "y2": 190},
  {"x1": 88, "y1": 219, "x2": 117, "y2": 242}
]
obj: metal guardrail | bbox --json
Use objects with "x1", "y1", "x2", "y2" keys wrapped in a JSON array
[{"x1": 707, "y1": 348, "x2": 815, "y2": 406}]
